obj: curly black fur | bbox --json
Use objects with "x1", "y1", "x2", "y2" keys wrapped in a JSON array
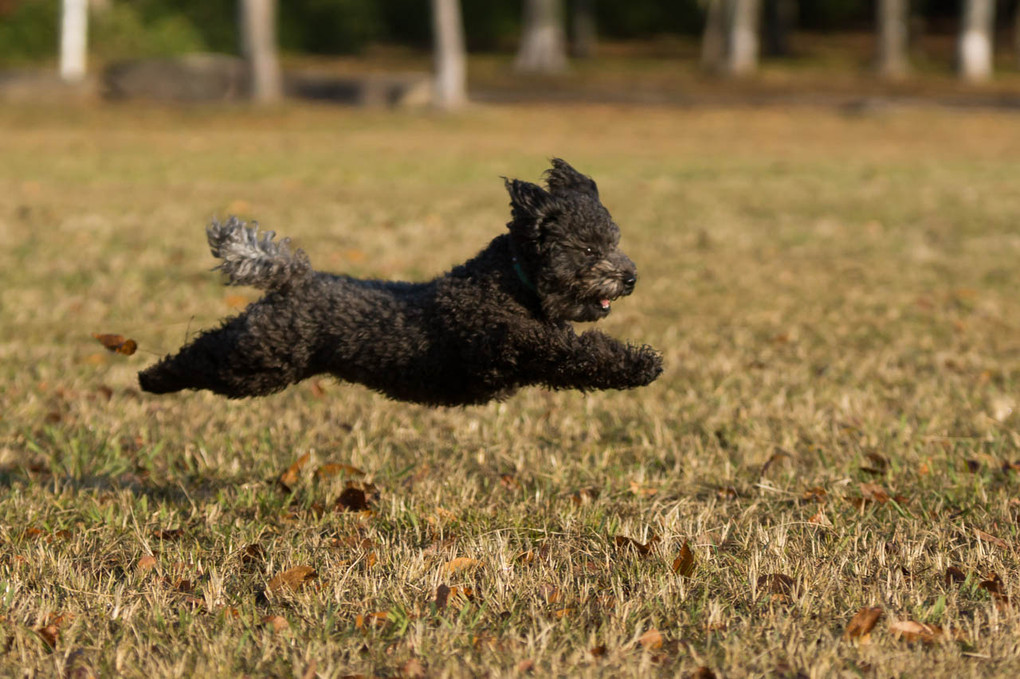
[{"x1": 138, "y1": 159, "x2": 663, "y2": 406}]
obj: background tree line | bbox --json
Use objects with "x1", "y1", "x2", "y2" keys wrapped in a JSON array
[{"x1": 2, "y1": 0, "x2": 1019, "y2": 62}]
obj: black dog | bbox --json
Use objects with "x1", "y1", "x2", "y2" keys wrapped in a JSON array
[{"x1": 139, "y1": 159, "x2": 662, "y2": 406}]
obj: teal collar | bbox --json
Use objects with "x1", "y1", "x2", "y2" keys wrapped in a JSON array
[{"x1": 512, "y1": 257, "x2": 537, "y2": 294}]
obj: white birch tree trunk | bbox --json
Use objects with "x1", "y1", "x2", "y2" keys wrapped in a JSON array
[
  {"x1": 431, "y1": 0, "x2": 467, "y2": 110},
  {"x1": 958, "y1": 0, "x2": 995, "y2": 82},
  {"x1": 876, "y1": 0, "x2": 910, "y2": 79},
  {"x1": 239, "y1": 0, "x2": 282, "y2": 103},
  {"x1": 60, "y1": 0, "x2": 88, "y2": 82},
  {"x1": 725, "y1": 0, "x2": 761, "y2": 76},
  {"x1": 515, "y1": 0, "x2": 568, "y2": 73}
]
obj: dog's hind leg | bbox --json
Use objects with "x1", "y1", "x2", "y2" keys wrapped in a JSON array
[{"x1": 139, "y1": 303, "x2": 316, "y2": 398}]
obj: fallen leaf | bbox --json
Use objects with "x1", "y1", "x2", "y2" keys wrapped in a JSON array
[
  {"x1": 590, "y1": 644, "x2": 607, "y2": 658},
  {"x1": 637, "y1": 628, "x2": 663, "y2": 650},
  {"x1": 267, "y1": 565, "x2": 317, "y2": 594},
  {"x1": 974, "y1": 528, "x2": 1008, "y2": 548},
  {"x1": 315, "y1": 463, "x2": 365, "y2": 479},
  {"x1": 965, "y1": 459, "x2": 981, "y2": 473},
  {"x1": 570, "y1": 488, "x2": 600, "y2": 505},
  {"x1": 757, "y1": 573, "x2": 795, "y2": 600},
  {"x1": 844, "y1": 607, "x2": 883, "y2": 642},
  {"x1": 515, "y1": 659, "x2": 535, "y2": 673},
  {"x1": 689, "y1": 668, "x2": 717, "y2": 679},
  {"x1": 614, "y1": 534, "x2": 660, "y2": 557},
  {"x1": 354, "y1": 611, "x2": 389, "y2": 630},
  {"x1": 760, "y1": 449, "x2": 792, "y2": 477},
  {"x1": 889, "y1": 619, "x2": 951, "y2": 644},
  {"x1": 801, "y1": 486, "x2": 827, "y2": 503},
  {"x1": 500, "y1": 473, "x2": 521, "y2": 491},
  {"x1": 944, "y1": 566, "x2": 967, "y2": 586},
  {"x1": 36, "y1": 625, "x2": 59, "y2": 651},
  {"x1": 152, "y1": 528, "x2": 184, "y2": 541},
  {"x1": 979, "y1": 572, "x2": 1009, "y2": 607},
  {"x1": 445, "y1": 557, "x2": 481, "y2": 575},
  {"x1": 400, "y1": 658, "x2": 426, "y2": 679},
  {"x1": 137, "y1": 554, "x2": 158, "y2": 572},
  {"x1": 859, "y1": 482, "x2": 890, "y2": 504},
  {"x1": 672, "y1": 540, "x2": 696, "y2": 577},
  {"x1": 278, "y1": 452, "x2": 311, "y2": 491},
  {"x1": 261, "y1": 615, "x2": 289, "y2": 633},
  {"x1": 308, "y1": 379, "x2": 326, "y2": 398},
  {"x1": 240, "y1": 543, "x2": 265, "y2": 565},
  {"x1": 862, "y1": 452, "x2": 889, "y2": 474},
  {"x1": 335, "y1": 486, "x2": 370, "y2": 512},
  {"x1": 92, "y1": 333, "x2": 137, "y2": 356}
]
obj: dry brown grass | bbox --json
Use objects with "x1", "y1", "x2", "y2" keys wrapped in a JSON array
[{"x1": 1, "y1": 102, "x2": 1019, "y2": 677}]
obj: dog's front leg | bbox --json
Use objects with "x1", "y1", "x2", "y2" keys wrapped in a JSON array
[{"x1": 530, "y1": 329, "x2": 662, "y2": 392}]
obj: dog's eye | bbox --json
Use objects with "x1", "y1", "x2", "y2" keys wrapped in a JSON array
[{"x1": 584, "y1": 247, "x2": 598, "y2": 259}]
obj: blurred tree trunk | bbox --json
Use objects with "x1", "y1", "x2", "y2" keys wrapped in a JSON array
[
  {"x1": 701, "y1": 0, "x2": 728, "y2": 72},
  {"x1": 515, "y1": 0, "x2": 568, "y2": 73},
  {"x1": 1014, "y1": 2, "x2": 1020, "y2": 68},
  {"x1": 876, "y1": 0, "x2": 910, "y2": 79},
  {"x1": 60, "y1": 0, "x2": 88, "y2": 82},
  {"x1": 725, "y1": 0, "x2": 761, "y2": 76},
  {"x1": 763, "y1": 0, "x2": 796, "y2": 57},
  {"x1": 572, "y1": 0, "x2": 597, "y2": 59},
  {"x1": 239, "y1": 0, "x2": 282, "y2": 103},
  {"x1": 957, "y1": 0, "x2": 994, "y2": 82},
  {"x1": 431, "y1": 0, "x2": 467, "y2": 110}
]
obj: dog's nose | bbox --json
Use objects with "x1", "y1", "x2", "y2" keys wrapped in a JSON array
[{"x1": 623, "y1": 275, "x2": 636, "y2": 294}]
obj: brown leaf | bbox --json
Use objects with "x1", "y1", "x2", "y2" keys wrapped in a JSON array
[
  {"x1": 801, "y1": 486, "x2": 827, "y2": 503},
  {"x1": 590, "y1": 645, "x2": 607, "y2": 658},
  {"x1": 688, "y1": 668, "x2": 717, "y2": 679},
  {"x1": 399, "y1": 658, "x2": 426, "y2": 679},
  {"x1": 570, "y1": 488, "x2": 600, "y2": 505},
  {"x1": 137, "y1": 554, "x2": 158, "y2": 572},
  {"x1": 614, "y1": 534, "x2": 660, "y2": 557},
  {"x1": 979, "y1": 572, "x2": 1008, "y2": 605},
  {"x1": 354, "y1": 611, "x2": 389, "y2": 630},
  {"x1": 672, "y1": 540, "x2": 696, "y2": 577},
  {"x1": 315, "y1": 463, "x2": 365, "y2": 480},
  {"x1": 335, "y1": 486, "x2": 370, "y2": 512},
  {"x1": 260, "y1": 615, "x2": 289, "y2": 633},
  {"x1": 267, "y1": 565, "x2": 317, "y2": 594},
  {"x1": 515, "y1": 659, "x2": 535, "y2": 673},
  {"x1": 36, "y1": 625, "x2": 59, "y2": 651},
  {"x1": 757, "y1": 573, "x2": 795, "y2": 600},
  {"x1": 974, "y1": 528, "x2": 1008, "y2": 548},
  {"x1": 308, "y1": 379, "x2": 326, "y2": 399},
  {"x1": 889, "y1": 619, "x2": 950, "y2": 644},
  {"x1": 859, "y1": 482, "x2": 890, "y2": 504},
  {"x1": 92, "y1": 333, "x2": 137, "y2": 356},
  {"x1": 965, "y1": 459, "x2": 981, "y2": 473},
  {"x1": 944, "y1": 566, "x2": 967, "y2": 586},
  {"x1": 445, "y1": 557, "x2": 481, "y2": 575},
  {"x1": 863, "y1": 452, "x2": 889, "y2": 473},
  {"x1": 637, "y1": 628, "x2": 663, "y2": 650},
  {"x1": 500, "y1": 473, "x2": 521, "y2": 491},
  {"x1": 278, "y1": 452, "x2": 311, "y2": 491},
  {"x1": 240, "y1": 543, "x2": 265, "y2": 565},
  {"x1": 760, "y1": 449, "x2": 792, "y2": 477},
  {"x1": 844, "y1": 607, "x2": 883, "y2": 641}
]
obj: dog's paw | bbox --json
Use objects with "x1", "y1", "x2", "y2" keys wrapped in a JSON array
[{"x1": 628, "y1": 345, "x2": 663, "y2": 387}]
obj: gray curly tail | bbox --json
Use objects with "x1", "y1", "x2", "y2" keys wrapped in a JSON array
[{"x1": 206, "y1": 217, "x2": 312, "y2": 290}]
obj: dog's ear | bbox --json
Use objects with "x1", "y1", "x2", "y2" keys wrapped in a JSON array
[
  {"x1": 505, "y1": 179, "x2": 558, "y2": 237},
  {"x1": 544, "y1": 158, "x2": 598, "y2": 199}
]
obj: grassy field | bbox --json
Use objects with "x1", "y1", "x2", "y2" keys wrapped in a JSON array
[{"x1": 1, "y1": 101, "x2": 1019, "y2": 678}]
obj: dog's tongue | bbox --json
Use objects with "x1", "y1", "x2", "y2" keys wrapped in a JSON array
[{"x1": 600, "y1": 299, "x2": 611, "y2": 310}]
